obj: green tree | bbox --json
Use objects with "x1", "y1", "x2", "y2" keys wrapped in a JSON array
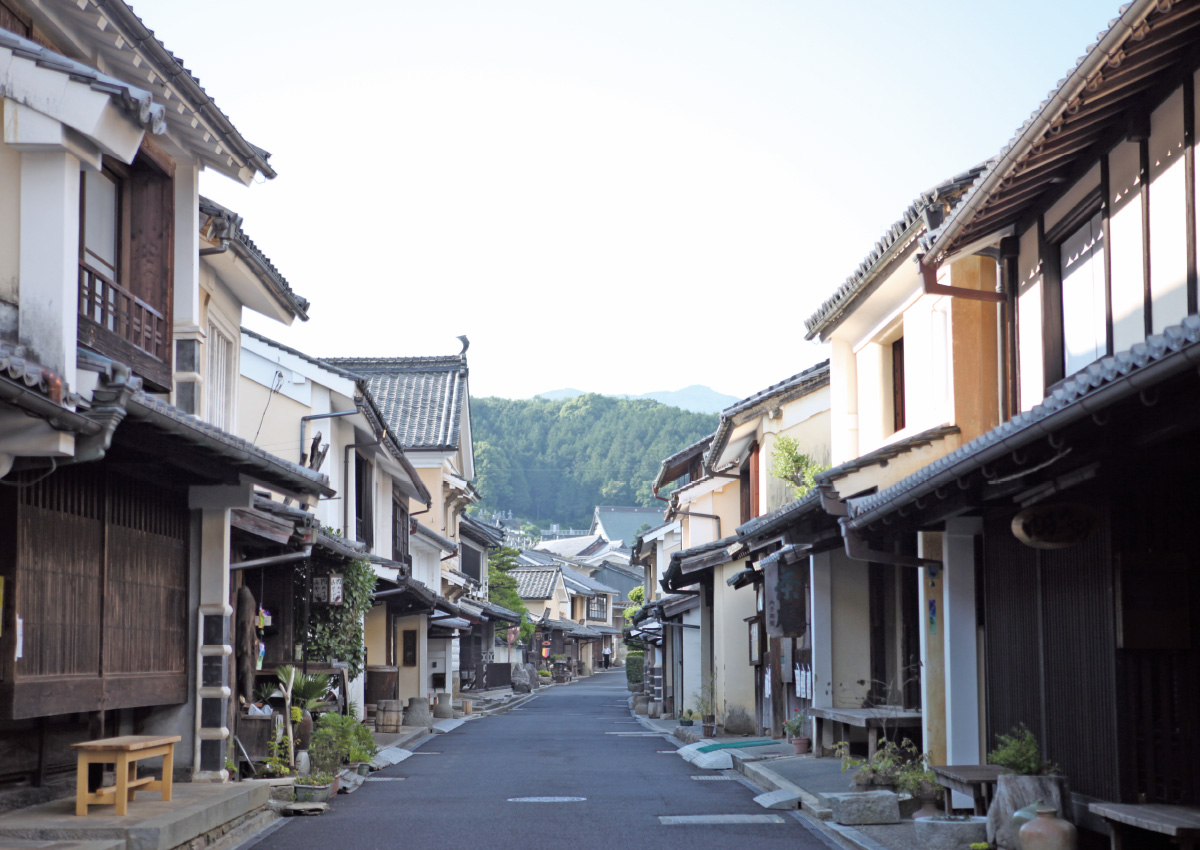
[
  {"x1": 488, "y1": 546, "x2": 534, "y2": 643},
  {"x1": 768, "y1": 435, "x2": 829, "y2": 500}
]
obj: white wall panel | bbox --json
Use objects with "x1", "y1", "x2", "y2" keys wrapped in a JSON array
[
  {"x1": 1109, "y1": 140, "x2": 1145, "y2": 351},
  {"x1": 1149, "y1": 89, "x2": 1189, "y2": 332},
  {"x1": 1017, "y1": 225, "x2": 1044, "y2": 410}
]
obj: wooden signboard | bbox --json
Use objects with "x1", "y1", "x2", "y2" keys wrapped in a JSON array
[{"x1": 763, "y1": 558, "x2": 807, "y2": 638}]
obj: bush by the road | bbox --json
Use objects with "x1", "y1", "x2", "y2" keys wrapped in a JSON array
[{"x1": 625, "y1": 651, "x2": 644, "y2": 684}]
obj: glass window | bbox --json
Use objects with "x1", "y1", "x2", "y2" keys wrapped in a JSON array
[
  {"x1": 205, "y1": 322, "x2": 233, "y2": 430},
  {"x1": 82, "y1": 170, "x2": 119, "y2": 276},
  {"x1": 1060, "y1": 210, "x2": 1107, "y2": 376}
]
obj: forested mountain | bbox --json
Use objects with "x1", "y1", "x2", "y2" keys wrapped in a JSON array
[
  {"x1": 471, "y1": 394, "x2": 718, "y2": 528},
  {"x1": 535, "y1": 385, "x2": 739, "y2": 414}
]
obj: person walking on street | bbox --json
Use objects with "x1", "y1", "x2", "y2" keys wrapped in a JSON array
[{"x1": 602, "y1": 645, "x2": 612, "y2": 669}]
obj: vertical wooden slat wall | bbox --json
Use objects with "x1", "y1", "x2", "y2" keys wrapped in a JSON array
[
  {"x1": 13, "y1": 465, "x2": 188, "y2": 711},
  {"x1": 1039, "y1": 497, "x2": 1118, "y2": 802}
]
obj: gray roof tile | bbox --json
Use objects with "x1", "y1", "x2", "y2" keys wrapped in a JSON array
[
  {"x1": 511, "y1": 567, "x2": 558, "y2": 600},
  {"x1": 327, "y1": 355, "x2": 468, "y2": 450}
]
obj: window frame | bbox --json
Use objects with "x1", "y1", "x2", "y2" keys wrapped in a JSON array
[
  {"x1": 391, "y1": 489, "x2": 410, "y2": 565},
  {"x1": 1042, "y1": 185, "x2": 1111, "y2": 388}
]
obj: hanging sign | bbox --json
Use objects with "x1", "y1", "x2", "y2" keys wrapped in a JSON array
[
  {"x1": 1011, "y1": 503, "x2": 1097, "y2": 549},
  {"x1": 763, "y1": 558, "x2": 807, "y2": 638},
  {"x1": 312, "y1": 574, "x2": 344, "y2": 605},
  {"x1": 328, "y1": 573, "x2": 344, "y2": 605}
]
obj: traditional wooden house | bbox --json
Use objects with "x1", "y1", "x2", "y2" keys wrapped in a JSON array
[
  {"x1": 0, "y1": 0, "x2": 333, "y2": 783},
  {"x1": 833, "y1": 0, "x2": 1200, "y2": 833}
]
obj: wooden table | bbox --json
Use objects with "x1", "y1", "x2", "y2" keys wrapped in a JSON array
[
  {"x1": 72, "y1": 734, "x2": 179, "y2": 816},
  {"x1": 808, "y1": 707, "x2": 923, "y2": 758},
  {"x1": 932, "y1": 764, "x2": 1005, "y2": 815},
  {"x1": 1089, "y1": 802, "x2": 1200, "y2": 850}
]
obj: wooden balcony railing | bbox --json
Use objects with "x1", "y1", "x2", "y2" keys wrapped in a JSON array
[{"x1": 78, "y1": 260, "x2": 168, "y2": 365}]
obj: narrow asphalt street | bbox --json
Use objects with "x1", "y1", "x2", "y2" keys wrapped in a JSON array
[{"x1": 249, "y1": 669, "x2": 836, "y2": 850}]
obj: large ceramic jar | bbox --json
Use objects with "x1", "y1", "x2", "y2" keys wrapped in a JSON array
[{"x1": 1018, "y1": 806, "x2": 1077, "y2": 850}]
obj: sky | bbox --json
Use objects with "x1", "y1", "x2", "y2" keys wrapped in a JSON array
[{"x1": 133, "y1": 0, "x2": 1121, "y2": 401}]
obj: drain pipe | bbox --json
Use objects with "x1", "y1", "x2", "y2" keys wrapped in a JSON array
[{"x1": 300, "y1": 410, "x2": 357, "y2": 465}]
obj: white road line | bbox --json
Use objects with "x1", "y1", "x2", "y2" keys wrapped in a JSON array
[
  {"x1": 658, "y1": 815, "x2": 785, "y2": 825},
  {"x1": 508, "y1": 796, "x2": 587, "y2": 803}
]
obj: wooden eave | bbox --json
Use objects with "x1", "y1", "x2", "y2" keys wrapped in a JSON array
[{"x1": 943, "y1": 0, "x2": 1200, "y2": 255}]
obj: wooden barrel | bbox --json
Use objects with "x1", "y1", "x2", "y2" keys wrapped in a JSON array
[{"x1": 376, "y1": 700, "x2": 404, "y2": 733}]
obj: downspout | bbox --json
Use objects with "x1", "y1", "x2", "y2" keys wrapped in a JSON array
[
  {"x1": 672, "y1": 509, "x2": 720, "y2": 540},
  {"x1": 917, "y1": 254, "x2": 1005, "y2": 304},
  {"x1": 842, "y1": 524, "x2": 941, "y2": 576},
  {"x1": 230, "y1": 547, "x2": 311, "y2": 571},
  {"x1": 301, "y1": 410, "x2": 358, "y2": 466}
]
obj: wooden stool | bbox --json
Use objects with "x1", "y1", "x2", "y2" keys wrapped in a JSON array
[{"x1": 71, "y1": 735, "x2": 180, "y2": 816}]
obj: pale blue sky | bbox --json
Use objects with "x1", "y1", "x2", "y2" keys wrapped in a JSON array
[{"x1": 134, "y1": 0, "x2": 1119, "y2": 400}]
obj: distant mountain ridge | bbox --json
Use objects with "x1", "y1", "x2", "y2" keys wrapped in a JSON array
[{"x1": 533, "y1": 385, "x2": 739, "y2": 414}]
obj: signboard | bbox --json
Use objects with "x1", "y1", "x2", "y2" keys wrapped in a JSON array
[
  {"x1": 763, "y1": 558, "x2": 807, "y2": 638},
  {"x1": 1011, "y1": 503, "x2": 1097, "y2": 549},
  {"x1": 311, "y1": 573, "x2": 344, "y2": 605}
]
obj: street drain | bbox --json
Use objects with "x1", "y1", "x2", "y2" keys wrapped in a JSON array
[
  {"x1": 690, "y1": 775, "x2": 734, "y2": 781},
  {"x1": 508, "y1": 796, "x2": 587, "y2": 803},
  {"x1": 658, "y1": 815, "x2": 785, "y2": 825},
  {"x1": 366, "y1": 777, "x2": 406, "y2": 782}
]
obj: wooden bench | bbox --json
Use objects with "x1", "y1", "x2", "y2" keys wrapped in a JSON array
[
  {"x1": 808, "y1": 706, "x2": 923, "y2": 758},
  {"x1": 932, "y1": 764, "x2": 1005, "y2": 815},
  {"x1": 1089, "y1": 802, "x2": 1200, "y2": 849},
  {"x1": 71, "y1": 735, "x2": 180, "y2": 816}
]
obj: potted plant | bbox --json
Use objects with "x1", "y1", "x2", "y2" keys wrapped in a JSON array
[
  {"x1": 293, "y1": 771, "x2": 336, "y2": 803},
  {"x1": 894, "y1": 745, "x2": 942, "y2": 819},
  {"x1": 276, "y1": 666, "x2": 331, "y2": 753},
  {"x1": 692, "y1": 679, "x2": 717, "y2": 737},
  {"x1": 678, "y1": 709, "x2": 695, "y2": 727},
  {"x1": 986, "y1": 725, "x2": 1069, "y2": 850},
  {"x1": 835, "y1": 737, "x2": 914, "y2": 790},
  {"x1": 782, "y1": 708, "x2": 810, "y2": 754}
]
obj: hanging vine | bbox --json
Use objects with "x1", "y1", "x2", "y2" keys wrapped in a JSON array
[{"x1": 301, "y1": 557, "x2": 376, "y2": 680}]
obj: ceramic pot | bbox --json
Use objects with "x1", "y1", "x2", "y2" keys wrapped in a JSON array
[
  {"x1": 1018, "y1": 806, "x2": 1077, "y2": 850},
  {"x1": 702, "y1": 723, "x2": 716, "y2": 737},
  {"x1": 791, "y1": 737, "x2": 810, "y2": 755},
  {"x1": 356, "y1": 762, "x2": 371, "y2": 777},
  {"x1": 295, "y1": 709, "x2": 314, "y2": 751},
  {"x1": 679, "y1": 718, "x2": 694, "y2": 727},
  {"x1": 912, "y1": 790, "x2": 941, "y2": 820}
]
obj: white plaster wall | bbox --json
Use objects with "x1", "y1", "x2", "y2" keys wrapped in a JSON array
[
  {"x1": 829, "y1": 338, "x2": 858, "y2": 465},
  {"x1": 0, "y1": 130, "x2": 19, "y2": 314},
  {"x1": 713, "y1": 560, "x2": 756, "y2": 724},
  {"x1": 682, "y1": 606, "x2": 701, "y2": 713},
  {"x1": 1017, "y1": 224, "x2": 1045, "y2": 410},
  {"x1": 1109, "y1": 139, "x2": 1146, "y2": 351},
  {"x1": 830, "y1": 554, "x2": 871, "y2": 708},
  {"x1": 855, "y1": 341, "x2": 889, "y2": 452},
  {"x1": 1149, "y1": 89, "x2": 1189, "y2": 333}
]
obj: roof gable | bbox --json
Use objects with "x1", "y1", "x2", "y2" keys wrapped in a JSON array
[{"x1": 327, "y1": 354, "x2": 469, "y2": 451}]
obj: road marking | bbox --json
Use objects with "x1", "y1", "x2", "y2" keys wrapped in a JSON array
[
  {"x1": 412, "y1": 752, "x2": 441, "y2": 755},
  {"x1": 605, "y1": 732, "x2": 661, "y2": 736},
  {"x1": 690, "y1": 775, "x2": 735, "y2": 781},
  {"x1": 366, "y1": 777, "x2": 406, "y2": 782},
  {"x1": 508, "y1": 797, "x2": 587, "y2": 803},
  {"x1": 658, "y1": 814, "x2": 785, "y2": 825},
  {"x1": 658, "y1": 750, "x2": 679, "y2": 753}
]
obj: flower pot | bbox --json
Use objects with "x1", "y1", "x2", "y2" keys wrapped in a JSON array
[
  {"x1": 791, "y1": 737, "x2": 810, "y2": 755},
  {"x1": 679, "y1": 718, "x2": 694, "y2": 727},
  {"x1": 912, "y1": 790, "x2": 941, "y2": 820},
  {"x1": 702, "y1": 720, "x2": 716, "y2": 737},
  {"x1": 293, "y1": 782, "x2": 332, "y2": 803},
  {"x1": 987, "y1": 774, "x2": 1070, "y2": 850},
  {"x1": 295, "y1": 709, "x2": 314, "y2": 751},
  {"x1": 914, "y1": 815, "x2": 987, "y2": 850},
  {"x1": 352, "y1": 762, "x2": 371, "y2": 777}
]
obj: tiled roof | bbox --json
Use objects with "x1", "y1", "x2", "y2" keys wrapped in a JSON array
[
  {"x1": 563, "y1": 566, "x2": 620, "y2": 596},
  {"x1": 122, "y1": 391, "x2": 333, "y2": 497},
  {"x1": 326, "y1": 355, "x2": 468, "y2": 450},
  {"x1": 460, "y1": 513, "x2": 505, "y2": 548},
  {"x1": 511, "y1": 567, "x2": 558, "y2": 600},
  {"x1": 242, "y1": 328, "x2": 361, "y2": 380},
  {"x1": 803, "y1": 165, "x2": 988, "y2": 342},
  {"x1": 534, "y1": 535, "x2": 605, "y2": 558},
  {"x1": 200, "y1": 200, "x2": 309, "y2": 320},
  {"x1": 704, "y1": 360, "x2": 830, "y2": 473},
  {"x1": 846, "y1": 314, "x2": 1200, "y2": 530},
  {"x1": 921, "y1": 0, "x2": 1184, "y2": 266},
  {"x1": 516, "y1": 549, "x2": 557, "y2": 566},
  {"x1": 652, "y1": 434, "x2": 715, "y2": 492},
  {"x1": 592, "y1": 506, "x2": 667, "y2": 547},
  {"x1": 816, "y1": 424, "x2": 960, "y2": 484},
  {"x1": 0, "y1": 30, "x2": 165, "y2": 132},
  {"x1": 413, "y1": 522, "x2": 457, "y2": 555},
  {"x1": 736, "y1": 491, "x2": 822, "y2": 541}
]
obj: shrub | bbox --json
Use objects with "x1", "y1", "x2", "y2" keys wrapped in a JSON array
[
  {"x1": 625, "y1": 650, "x2": 644, "y2": 684},
  {"x1": 989, "y1": 724, "x2": 1057, "y2": 775}
]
